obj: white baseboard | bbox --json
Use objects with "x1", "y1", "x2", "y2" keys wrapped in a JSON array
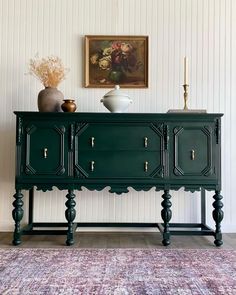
[
  {"x1": 222, "y1": 224, "x2": 236, "y2": 233},
  {"x1": 0, "y1": 221, "x2": 14, "y2": 232}
]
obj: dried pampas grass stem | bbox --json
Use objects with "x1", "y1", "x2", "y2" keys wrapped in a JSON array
[{"x1": 29, "y1": 55, "x2": 69, "y2": 88}]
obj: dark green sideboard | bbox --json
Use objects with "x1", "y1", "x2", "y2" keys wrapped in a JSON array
[{"x1": 13, "y1": 112, "x2": 224, "y2": 246}]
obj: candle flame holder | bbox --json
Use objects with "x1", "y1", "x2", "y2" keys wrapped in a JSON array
[{"x1": 183, "y1": 84, "x2": 189, "y2": 110}]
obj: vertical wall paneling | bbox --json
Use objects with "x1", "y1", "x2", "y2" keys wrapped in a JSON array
[{"x1": 0, "y1": 0, "x2": 235, "y2": 232}]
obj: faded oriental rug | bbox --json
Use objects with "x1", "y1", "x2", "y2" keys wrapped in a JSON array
[{"x1": 0, "y1": 249, "x2": 236, "y2": 294}]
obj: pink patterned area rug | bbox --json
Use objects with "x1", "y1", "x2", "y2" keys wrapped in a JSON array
[{"x1": 0, "y1": 249, "x2": 236, "y2": 295}]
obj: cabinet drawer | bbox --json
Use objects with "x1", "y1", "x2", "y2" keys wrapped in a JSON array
[
  {"x1": 75, "y1": 151, "x2": 164, "y2": 179},
  {"x1": 76, "y1": 123, "x2": 163, "y2": 151}
]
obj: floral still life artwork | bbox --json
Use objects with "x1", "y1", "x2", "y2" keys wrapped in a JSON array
[{"x1": 85, "y1": 36, "x2": 148, "y2": 88}]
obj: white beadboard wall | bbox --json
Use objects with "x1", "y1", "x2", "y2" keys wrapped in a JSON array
[{"x1": 0, "y1": 0, "x2": 236, "y2": 232}]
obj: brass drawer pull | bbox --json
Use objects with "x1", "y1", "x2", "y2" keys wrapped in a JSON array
[
  {"x1": 91, "y1": 161, "x2": 95, "y2": 171},
  {"x1": 91, "y1": 137, "x2": 95, "y2": 147},
  {"x1": 144, "y1": 137, "x2": 148, "y2": 148},
  {"x1": 191, "y1": 150, "x2": 195, "y2": 160},
  {"x1": 44, "y1": 148, "x2": 48, "y2": 159},
  {"x1": 144, "y1": 161, "x2": 148, "y2": 172}
]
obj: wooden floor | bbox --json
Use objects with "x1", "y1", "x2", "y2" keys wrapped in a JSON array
[{"x1": 1, "y1": 232, "x2": 236, "y2": 249}]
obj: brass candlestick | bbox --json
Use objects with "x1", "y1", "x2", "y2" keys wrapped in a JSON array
[{"x1": 183, "y1": 84, "x2": 189, "y2": 110}]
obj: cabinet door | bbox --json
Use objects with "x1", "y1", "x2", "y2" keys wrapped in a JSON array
[
  {"x1": 171, "y1": 123, "x2": 216, "y2": 178},
  {"x1": 22, "y1": 122, "x2": 68, "y2": 177}
]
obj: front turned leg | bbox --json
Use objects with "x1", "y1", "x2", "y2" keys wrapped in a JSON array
[
  {"x1": 212, "y1": 190, "x2": 224, "y2": 246},
  {"x1": 12, "y1": 189, "x2": 24, "y2": 245},
  {"x1": 161, "y1": 190, "x2": 172, "y2": 246},
  {"x1": 65, "y1": 190, "x2": 76, "y2": 246}
]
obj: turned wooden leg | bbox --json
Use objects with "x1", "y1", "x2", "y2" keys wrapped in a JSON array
[
  {"x1": 212, "y1": 190, "x2": 224, "y2": 247},
  {"x1": 161, "y1": 190, "x2": 172, "y2": 246},
  {"x1": 12, "y1": 189, "x2": 24, "y2": 245},
  {"x1": 65, "y1": 189, "x2": 76, "y2": 246}
]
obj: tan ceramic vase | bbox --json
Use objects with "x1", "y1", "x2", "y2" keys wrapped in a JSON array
[
  {"x1": 38, "y1": 87, "x2": 64, "y2": 112},
  {"x1": 61, "y1": 99, "x2": 77, "y2": 112}
]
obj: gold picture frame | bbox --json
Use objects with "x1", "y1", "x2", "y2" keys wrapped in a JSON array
[{"x1": 84, "y1": 35, "x2": 148, "y2": 88}]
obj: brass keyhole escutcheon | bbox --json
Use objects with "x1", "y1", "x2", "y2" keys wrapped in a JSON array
[
  {"x1": 191, "y1": 150, "x2": 195, "y2": 160},
  {"x1": 44, "y1": 148, "x2": 48, "y2": 159}
]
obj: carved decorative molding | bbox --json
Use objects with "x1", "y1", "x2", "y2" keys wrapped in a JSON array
[
  {"x1": 215, "y1": 119, "x2": 220, "y2": 144},
  {"x1": 16, "y1": 117, "x2": 22, "y2": 145},
  {"x1": 150, "y1": 165, "x2": 164, "y2": 178},
  {"x1": 150, "y1": 123, "x2": 166, "y2": 177},
  {"x1": 74, "y1": 164, "x2": 89, "y2": 179},
  {"x1": 75, "y1": 122, "x2": 89, "y2": 136},
  {"x1": 69, "y1": 124, "x2": 74, "y2": 151},
  {"x1": 15, "y1": 182, "x2": 221, "y2": 194}
]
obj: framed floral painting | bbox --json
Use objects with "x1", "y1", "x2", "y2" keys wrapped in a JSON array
[{"x1": 84, "y1": 35, "x2": 148, "y2": 88}]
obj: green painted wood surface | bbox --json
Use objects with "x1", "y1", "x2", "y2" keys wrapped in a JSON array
[
  {"x1": 13, "y1": 112, "x2": 224, "y2": 246},
  {"x1": 14, "y1": 112, "x2": 223, "y2": 193}
]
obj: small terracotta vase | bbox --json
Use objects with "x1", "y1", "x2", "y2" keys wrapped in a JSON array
[
  {"x1": 38, "y1": 87, "x2": 64, "y2": 112},
  {"x1": 61, "y1": 99, "x2": 77, "y2": 112}
]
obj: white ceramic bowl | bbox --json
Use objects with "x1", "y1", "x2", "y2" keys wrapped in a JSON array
[{"x1": 101, "y1": 85, "x2": 133, "y2": 113}]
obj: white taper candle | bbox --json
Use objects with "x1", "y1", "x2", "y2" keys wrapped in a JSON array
[{"x1": 184, "y1": 56, "x2": 188, "y2": 85}]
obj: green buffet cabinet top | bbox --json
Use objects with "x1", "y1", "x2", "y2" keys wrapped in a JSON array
[{"x1": 13, "y1": 112, "x2": 224, "y2": 246}]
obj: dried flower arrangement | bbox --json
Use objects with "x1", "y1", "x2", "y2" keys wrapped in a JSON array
[{"x1": 29, "y1": 55, "x2": 69, "y2": 88}]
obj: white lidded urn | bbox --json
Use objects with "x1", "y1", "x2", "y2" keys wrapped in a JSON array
[{"x1": 100, "y1": 85, "x2": 133, "y2": 113}]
